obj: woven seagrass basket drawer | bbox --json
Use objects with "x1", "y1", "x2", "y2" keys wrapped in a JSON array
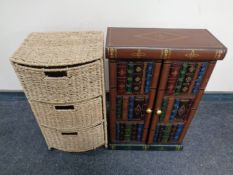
[
  {"x1": 41, "y1": 123, "x2": 105, "y2": 152},
  {"x1": 29, "y1": 97, "x2": 103, "y2": 130},
  {"x1": 12, "y1": 60, "x2": 103, "y2": 103}
]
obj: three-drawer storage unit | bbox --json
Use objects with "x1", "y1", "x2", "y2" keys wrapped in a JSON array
[
  {"x1": 11, "y1": 32, "x2": 107, "y2": 152},
  {"x1": 106, "y1": 27, "x2": 227, "y2": 150}
]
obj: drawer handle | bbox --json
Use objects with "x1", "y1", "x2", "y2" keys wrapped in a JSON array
[
  {"x1": 44, "y1": 71, "x2": 67, "y2": 77},
  {"x1": 61, "y1": 132, "x2": 78, "y2": 135},
  {"x1": 55, "y1": 105, "x2": 74, "y2": 110}
]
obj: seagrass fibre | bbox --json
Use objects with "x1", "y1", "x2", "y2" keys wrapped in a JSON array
[
  {"x1": 29, "y1": 97, "x2": 104, "y2": 130},
  {"x1": 41, "y1": 123, "x2": 105, "y2": 152},
  {"x1": 10, "y1": 32, "x2": 107, "y2": 152},
  {"x1": 10, "y1": 32, "x2": 104, "y2": 67},
  {"x1": 12, "y1": 60, "x2": 103, "y2": 103}
]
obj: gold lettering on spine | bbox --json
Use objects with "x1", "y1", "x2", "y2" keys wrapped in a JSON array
[
  {"x1": 161, "y1": 48, "x2": 171, "y2": 59},
  {"x1": 108, "y1": 48, "x2": 117, "y2": 58},
  {"x1": 131, "y1": 49, "x2": 146, "y2": 58},
  {"x1": 214, "y1": 49, "x2": 224, "y2": 59},
  {"x1": 185, "y1": 50, "x2": 199, "y2": 59}
]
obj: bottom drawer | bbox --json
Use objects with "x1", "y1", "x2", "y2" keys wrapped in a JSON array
[{"x1": 40, "y1": 123, "x2": 105, "y2": 152}]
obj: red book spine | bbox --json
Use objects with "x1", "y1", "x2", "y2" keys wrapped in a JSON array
[
  {"x1": 122, "y1": 96, "x2": 129, "y2": 121},
  {"x1": 117, "y1": 62, "x2": 127, "y2": 94},
  {"x1": 166, "y1": 64, "x2": 182, "y2": 95}
]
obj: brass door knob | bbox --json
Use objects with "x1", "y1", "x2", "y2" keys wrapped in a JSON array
[
  {"x1": 156, "y1": 109, "x2": 162, "y2": 115},
  {"x1": 146, "y1": 108, "x2": 152, "y2": 114}
]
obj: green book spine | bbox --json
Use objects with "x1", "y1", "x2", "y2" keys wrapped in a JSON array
[
  {"x1": 161, "y1": 124, "x2": 172, "y2": 144},
  {"x1": 159, "y1": 99, "x2": 168, "y2": 122},
  {"x1": 126, "y1": 62, "x2": 134, "y2": 93},
  {"x1": 132, "y1": 62, "x2": 144, "y2": 93},
  {"x1": 180, "y1": 63, "x2": 197, "y2": 93},
  {"x1": 131, "y1": 124, "x2": 137, "y2": 141},
  {"x1": 116, "y1": 96, "x2": 123, "y2": 120},
  {"x1": 157, "y1": 124, "x2": 165, "y2": 143},
  {"x1": 175, "y1": 63, "x2": 188, "y2": 95},
  {"x1": 124, "y1": 123, "x2": 131, "y2": 142}
]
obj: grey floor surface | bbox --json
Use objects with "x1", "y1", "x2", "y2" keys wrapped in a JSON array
[{"x1": 0, "y1": 97, "x2": 233, "y2": 175}]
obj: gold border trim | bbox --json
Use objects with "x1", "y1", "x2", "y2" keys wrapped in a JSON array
[
  {"x1": 185, "y1": 50, "x2": 199, "y2": 59},
  {"x1": 108, "y1": 48, "x2": 117, "y2": 58},
  {"x1": 161, "y1": 48, "x2": 172, "y2": 59},
  {"x1": 214, "y1": 49, "x2": 224, "y2": 59},
  {"x1": 130, "y1": 49, "x2": 146, "y2": 58}
]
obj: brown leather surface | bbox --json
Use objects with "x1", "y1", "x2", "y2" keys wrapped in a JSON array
[
  {"x1": 106, "y1": 27, "x2": 227, "y2": 60},
  {"x1": 107, "y1": 27, "x2": 225, "y2": 49}
]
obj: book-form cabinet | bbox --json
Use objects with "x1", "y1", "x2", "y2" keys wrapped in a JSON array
[{"x1": 106, "y1": 27, "x2": 227, "y2": 150}]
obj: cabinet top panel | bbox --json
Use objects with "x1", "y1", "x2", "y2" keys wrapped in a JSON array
[
  {"x1": 11, "y1": 32, "x2": 104, "y2": 67},
  {"x1": 106, "y1": 27, "x2": 227, "y2": 61}
]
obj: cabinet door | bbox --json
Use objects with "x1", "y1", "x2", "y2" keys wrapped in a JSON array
[
  {"x1": 109, "y1": 60, "x2": 162, "y2": 144},
  {"x1": 148, "y1": 60, "x2": 216, "y2": 144}
]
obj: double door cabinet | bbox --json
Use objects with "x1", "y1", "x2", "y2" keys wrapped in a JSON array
[{"x1": 106, "y1": 27, "x2": 227, "y2": 150}]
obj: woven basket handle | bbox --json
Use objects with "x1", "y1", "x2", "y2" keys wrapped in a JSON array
[
  {"x1": 44, "y1": 71, "x2": 67, "y2": 78},
  {"x1": 61, "y1": 132, "x2": 78, "y2": 135},
  {"x1": 55, "y1": 105, "x2": 74, "y2": 110}
]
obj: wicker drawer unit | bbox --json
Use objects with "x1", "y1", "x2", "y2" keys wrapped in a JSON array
[{"x1": 10, "y1": 32, "x2": 107, "y2": 152}]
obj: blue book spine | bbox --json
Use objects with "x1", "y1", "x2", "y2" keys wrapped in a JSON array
[
  {"x1": 192, "y1": 63, "x2": 208, "y2": 94},
  {"x1": 154, "y1": 124, "x2": 160, "y2": 143},
  {"x1": 128, "y1": 96, "x2": 135, "y2": 120},
  {"x1": 136, "y1": 124, "x2": 144, "y2": 142},
  {"x1": 144, "y1": 63, "x2": 154, "y2": 93},
  {"x1": 169, "y1": 99, "x2": 180, "y2": 122},
  {"x1": 173, "y1": 124, "x2": 184, "y2": 143},
  {"x1": 116, "y1": 123, "x2": 120, "y2": 143}
]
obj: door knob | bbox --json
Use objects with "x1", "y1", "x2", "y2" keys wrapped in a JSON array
[
  {"x1": 146, "y1": 108, "x2": 152, "y2": 114},
  {"x1": 156, "y1": 109, "x2": 162, "y2": 115}
]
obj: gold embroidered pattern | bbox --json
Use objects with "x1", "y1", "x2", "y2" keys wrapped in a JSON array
[
  {"x1": 185, "y1": 50, "x2": 199, "y2": 59},
  {"x1": 130, "y1": 49, "x2": 146, "y2": 58},
  {"x1": 161, "y1": 48, "x2": 171, "y2": 59},
  {"x1": 214, "y1": 49, "x2": 224, "y2": 59},
  {"x1": 108, "y1": 48, "x2": 117, "y2": 58}
]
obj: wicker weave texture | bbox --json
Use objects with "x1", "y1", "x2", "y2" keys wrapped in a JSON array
[
  {"x1": 29, "y1": 97, "x2": 103, "y2": 130},
  {"x1": 12, "y1": 60, "x2": 103, "y2": 103},
  {"x1": 11, "y1": 32, "x2": 104, "y2": 67},
  {"x1": 41, "y1": 123, "x2": 105, "y2": 152},
  {"x1": 10, "y1": 32, "x2": 106, "y2": 152}
]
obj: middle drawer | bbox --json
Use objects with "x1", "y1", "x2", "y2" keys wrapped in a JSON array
[{"x1": 29, "y1": 96, "x2": 103, "y2": 130}]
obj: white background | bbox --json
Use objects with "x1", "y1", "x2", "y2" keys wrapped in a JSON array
[{"x1": 0, "y1": 0, "x2": 232, "y2": 91}]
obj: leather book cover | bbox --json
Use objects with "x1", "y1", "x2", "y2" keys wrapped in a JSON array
[
  {"x1": 117, "y1": 62, "x2": 127, "y2": 94},
  {"x1": 106, "y1": 27, "x2": 227, "y2": 61},
  {"x1": 122, "y1": 96, "x2": 129, "y2": 121}
]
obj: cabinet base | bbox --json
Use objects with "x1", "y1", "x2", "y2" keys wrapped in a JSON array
[{"x1": 108, "y1": 144, "x2": 183, "y2": 151}]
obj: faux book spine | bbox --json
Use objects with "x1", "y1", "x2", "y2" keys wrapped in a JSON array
[
  {"x1": 192, "y1": 63, "x2": 208, "y2": 94},
  {"x1": 115, "y1": 123, "x2": 144, "y2": 143},
  {"x1": 132, "y1": 63, "x2": 144, "y2": 93},
  {"x1": 166, "y1": 64, "x2": 181, "y2": 95},
  {"x1": 144, "y1": 63, "x2": 154, "y2": 93},
  {"x1": 154, "y1": 124, "x2": 184, "y2": 144},
  {"x1": 117, "y1": 62, "x2": 127, "y2": 94}
]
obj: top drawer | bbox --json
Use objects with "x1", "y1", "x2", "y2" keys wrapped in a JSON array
[{"x1": 12, "y1": 60, "x2": 103, "y2": 103}]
